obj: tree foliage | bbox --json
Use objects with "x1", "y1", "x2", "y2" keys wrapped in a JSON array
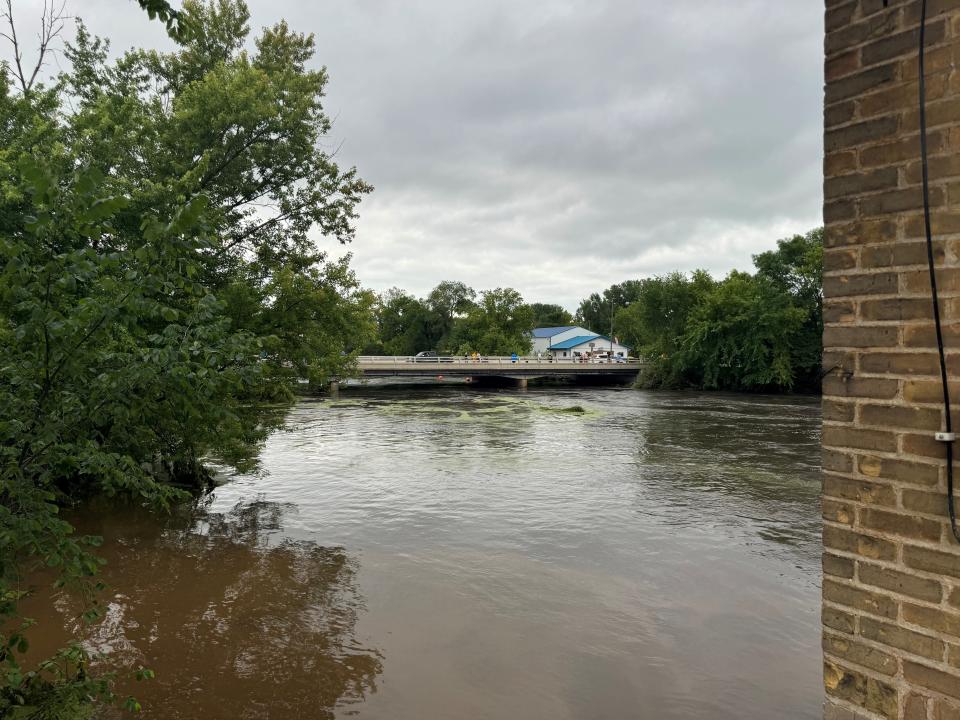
[
  {"x1": 594, "y1": 229, "x2": 823, "y2": 392},
  {"x1": 529, "y1": 303, "x2": 573, "y2": 328},
  {"x1": 371, "y1": 282, "x2": 534, "y2": 356},
  {"x1": 1, "y1": 0, "x2": 375, "y2": 713}
]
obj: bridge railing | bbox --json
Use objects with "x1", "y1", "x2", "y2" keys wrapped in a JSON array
[{"x1": 356, "y1": 355, "x2": 643, "y2": 366}]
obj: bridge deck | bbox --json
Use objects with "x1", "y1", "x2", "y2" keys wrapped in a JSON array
[{"x1": 355, "y1": 356, "x2": 644, "y2": 378}]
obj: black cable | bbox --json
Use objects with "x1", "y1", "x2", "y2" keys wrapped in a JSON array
[{"x1": 918, "y1": 0, "x2": 960, "y2": 543}]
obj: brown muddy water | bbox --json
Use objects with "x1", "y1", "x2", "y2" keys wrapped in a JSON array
[{"x1": 26, "y1": 387, "x2": 823, "y2": 719}]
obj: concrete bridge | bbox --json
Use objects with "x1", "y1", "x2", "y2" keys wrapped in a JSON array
[{"x1": 346, "y1": 355, "x2": 644, "y2": 389}]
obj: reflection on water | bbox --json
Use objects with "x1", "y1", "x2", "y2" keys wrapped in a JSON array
[
  {"x1": 29, "y1": 387, "x2": 822, "y2": 719},
  {"x1": 26, "y1": 499, "x2": 381, "y2": 720}
]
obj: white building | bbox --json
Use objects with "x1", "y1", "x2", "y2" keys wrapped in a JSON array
[{"x1": 529, "y1": 326, "x2": 631, "y2": 359}]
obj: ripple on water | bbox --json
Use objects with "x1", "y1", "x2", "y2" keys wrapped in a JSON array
[{"x1": 28, "y1": 387, "x2": 822, "y2": 720}]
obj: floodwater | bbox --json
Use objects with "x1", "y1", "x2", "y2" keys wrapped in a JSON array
[{"x1": 26, "y1": 386, "x2": 823, "y2": 719}]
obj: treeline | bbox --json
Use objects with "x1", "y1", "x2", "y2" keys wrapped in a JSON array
[
  {"x1": 366, "y1": 282, "x2": 578, "y2": 357},
  {"x1": 365, "y1": 283, "x2": 535, "y2": 357},
  {"x1": 369, "y1": 230, "x2": 823, "y2": 394},
  {"x1": 577, "y1": 228, "x2": 824, "y2": 392}
]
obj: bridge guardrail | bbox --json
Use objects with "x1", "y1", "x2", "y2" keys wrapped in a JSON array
[{"x1": 356, "y1": 355, "x2": 644, "y2": 366}]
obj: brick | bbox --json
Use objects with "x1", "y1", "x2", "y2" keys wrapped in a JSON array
[
  {"x1": 825, "y1": 250, "x2": 860, "y2": 273},
  {"x1": 903, "y1": 660, "x2": 960, "y2": 700},
  {"x1": 902, "y1": 431, "x2": 951, "y2": 459},
  {"x1": 860, "y1": 74, "x2": 949, "y2": 119},
  {"x1": 905, "y1": 212, "x2": 960, "y2": 238},
  {"x1": 859, "y1": 562, "x2": 944, "y2": 602},
  {"x1": 824, "y1": 524, "x2": 899, "y2": 561},
  {"x1": 823, "y1": 425, "x2": 899, "y2": 452},
  {"x1": 904, "y1": 545, "x2": 960, "y2": 579},
  {"x1": 826, "y1": 2, "x2": 858, "y2": 33},
  {"x1": 830, "y1": 471, "x2": 900, "y2": 507},
  {"x1": 904, "y1": 268, "x2": 960, "y2": 294},
  {"x1": 861, "y1": 616, "x2": 946, "y2": 661},
  {"x1": 827, "y1": 199, "x2": 859, "y2": 224},
  {"x1": 825, "y1": 272, "x2": 899, "y2": 297},
  {"x1": 826, "y1": 399, "x2": 857, "y2": 423},
  {"x1": 905, "y1": 154, "x2": 960, "y2": 186},
  {"x1": 904, "y1": 602, "x2": 960, "y2": 639},
  {"x1": 828, "y1": 101, "x2": 859, "y2": 129},
  {"x1": 936, "y1": 698, "x2": 960, "y2": 720},
  {"x1": 903, "y1": 489, "x2": 953, "y2": 517},
  {"x1": 825, "y1": 605, "x2": 858, "y2": 635},
  {"x1": 823, "y1": 660, "x2": 899, "y2": 719},
  {"x1": 860, "y1": 186, "x2": 945, "y2": 218},
  {"x1": 904, "y1": 379, "x2": 960, "y2": 403},
  {"x1": 950, "y1": 586, "x2": 960, "y2": 610},
  {"x1": 825, "y1": 447, "x2": 855, "y2": 473},
  {"x1": 827, "y1": 8, "x2": 901, "y2": 54},
  {"x1": 826, "y1": 300, "x2": 857, "y2": 323},
  {"x1": 905, "y1": 98, "x2": 960, "y2": 133},
  {"x1": 827, "y1": 150, "x2": 860, "y2": 176},
  {"x1": 825, "y1": 220, "x2": 897, "y2": 248},
  {"x1": 861, "y1": 134, "x2": 933, "y2": 168},
  {"x1": 823, "y1": 375, "x2": 899, "y2": 398},
  {"x1": 858, "y1": 455, "x2": 941, "y2": 486},
  {"x1": 826, "y1": 116, "x2": 900, "y2": 152},
  {"x1": 904, "y1": 0, "x2": 960, "y2": 27},
  {"x1": 905, "y1": 322, "x2": 960, "y2": 349},
  {"x1": 826, "y1": 168, "x2": 900, "y2": 200},
  {"x1": 823, "y1": 325, "x2": 900, "y2": 349},
  {"x1": 860, "y1": 507, "x2": 944, "y2": 541},
  {"x1": 906, "y1": 692, "x2": 930, "y2": 720},
  {"x1": 860, "y1": 352, "x2": 942, "y2": 375},
  {"x1": 825, "y1": 631, "x2": 900, "y2": 674},
  {"x1": 859, "y1": 403, "x2": 943, "y2": 431},
  {"x1": 861, "y1": 243, "x2": 941, "y2": 270},
  {"x1": 861, "y1": 21, "x2": 947, "y2": 67},
  {"x1": 824, "y1": 701, "x2": 881, "y2": 720},
  {"x1": 826, "y1": 64, "x2": 899, "y2": 105},
  {"x1": 825, "y1": 498, "x2": 857, "y2": 525},
  {"x1": 827, "y1": 552, "x2": 857, "y2": 578},
  {"x1": 828, "y1": 50, "x2": 863, "y2": 81}
]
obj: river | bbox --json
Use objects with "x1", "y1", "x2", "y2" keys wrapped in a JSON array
[{"x1": 28, "y1": 386, "x2": 823, "y2": 719}]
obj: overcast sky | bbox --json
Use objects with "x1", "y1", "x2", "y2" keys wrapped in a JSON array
[{"x1": 10, "y1": 0, "x2": 824, "y2": 310}]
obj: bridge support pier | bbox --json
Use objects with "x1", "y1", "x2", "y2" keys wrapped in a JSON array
[
  {"x1": 329, "y1": 380, "x2": 340, "y2": 397},
  {"x1": 514, "y1": 378, "x2": 528, "y2": 390}
]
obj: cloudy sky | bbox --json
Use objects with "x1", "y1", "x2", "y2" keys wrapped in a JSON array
[{"x1": 10, "y1": 0, "x2": 824, "y2": 310}]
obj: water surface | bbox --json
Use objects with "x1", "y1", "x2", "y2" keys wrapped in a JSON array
[{"x1": 31, "y1": 387, "x2": 823, "y2": 719}]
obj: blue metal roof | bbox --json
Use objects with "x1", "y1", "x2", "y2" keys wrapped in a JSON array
[
  {"x1": 531, "y1": 326, "x2": 576, "y2": 338},
  {"x1": 549, "y1": 334, "x2": 603, "y2": 350}
]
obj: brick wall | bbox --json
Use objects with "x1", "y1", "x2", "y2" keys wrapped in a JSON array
[{"x1": 823, "y1": 1, "x2": 960, "y2": 718}]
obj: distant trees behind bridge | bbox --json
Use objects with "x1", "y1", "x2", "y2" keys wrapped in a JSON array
[{"x1": 370, "y1": 228, "x2": 823, "y2": 393}]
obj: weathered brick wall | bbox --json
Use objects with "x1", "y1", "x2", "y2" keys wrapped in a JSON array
[{"x1": 823, "y1": 1, "x2": 960, "y2": 718}]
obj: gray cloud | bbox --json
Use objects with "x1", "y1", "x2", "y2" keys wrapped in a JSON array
[{"x1": 11, "y1": 0, "x2": 824, "y2": 310}]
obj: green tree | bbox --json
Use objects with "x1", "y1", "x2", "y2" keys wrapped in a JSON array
[
  {"x1": 0, "y1": 0, "x2": 375, "y2": 713},
  {"x1": 752, "y1": 228, "x2": 823, "y2": 389},
  {"x1": 425, "y1": 281, "x2": 476, "y2": 352},
  {"x1": 449, "y1": 288, "x2": 534, "y2": 355},
  {"x1": 529, "y1": 302, "x2": 573, "y2": 328},
  {"x1": 375, "y1": 289, "x2": 433, "y2": 356},
  {"x1": 616, "y1": 271, "x2": 716, "y2": 386},
  {"x1": 678, "y1": 272, "x2": 807, "y2": 390},
  {"x1": 575, "y1": 280, "x2": 644, "y2": 334}
]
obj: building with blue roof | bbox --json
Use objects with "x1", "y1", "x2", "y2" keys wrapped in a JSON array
[{"x1": 529, "y1": 326, "x2": 631, "y2": 359}]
